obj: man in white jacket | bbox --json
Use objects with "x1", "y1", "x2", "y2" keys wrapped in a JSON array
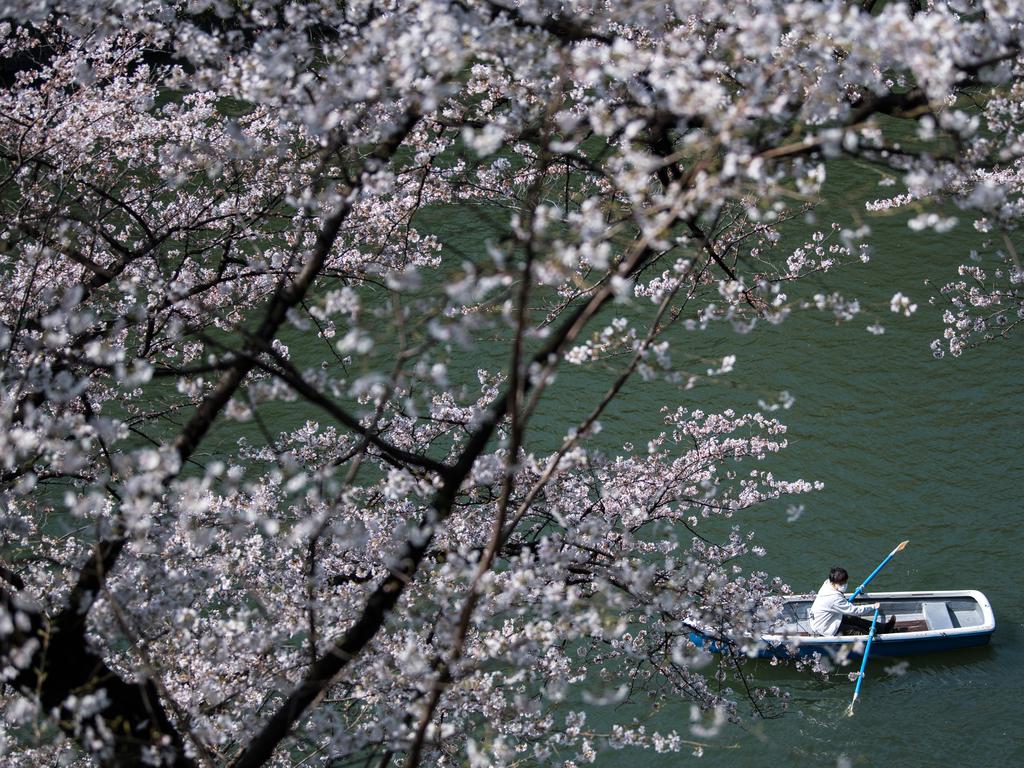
[{"x1": 808, "y1": 567, "x2": 897, "y2": 636}]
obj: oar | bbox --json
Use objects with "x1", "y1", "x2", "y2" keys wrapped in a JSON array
[
  {"x1": 849, "y1": 540, "x2": 910, "y2": 602},
  {"x1": 845, "y1": 607, "x2": 881, "y2": 717}
]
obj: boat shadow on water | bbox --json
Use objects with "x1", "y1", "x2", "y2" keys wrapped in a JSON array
[{"x1": 743, "y1": 642, "x2": 996, "y2": 688}]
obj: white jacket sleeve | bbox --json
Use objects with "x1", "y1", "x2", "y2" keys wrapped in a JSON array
[{"x1": 833, "y1": 592, "x2": 872, "y2": 617}]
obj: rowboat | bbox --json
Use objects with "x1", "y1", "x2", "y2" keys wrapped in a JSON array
[{"x1": 690, "y1": 590, "x2": 995, "y2": 659}]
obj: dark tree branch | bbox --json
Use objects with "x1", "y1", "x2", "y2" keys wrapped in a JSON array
[
  {"x1": 246, "y1": 351, "x2": 453, "y2": 479},
  {"x1": 229, "y1": 223, "x2": 664, "y2": 768}
]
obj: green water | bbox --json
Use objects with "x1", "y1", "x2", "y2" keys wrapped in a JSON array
[
  {"x1": 395, "y1": 162, "x2": 1023, "y2": 765},
  {"x1": 585, "y1": 289, "x2": 1023, "y2": 766},
  {"x1": 570, "y1": 186, "x2": 1021, "y2": 763}
]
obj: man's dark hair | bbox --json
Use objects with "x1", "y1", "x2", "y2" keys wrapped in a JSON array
[{"x1": 829, "y1": 566, "x2": 849, "y2": 584}]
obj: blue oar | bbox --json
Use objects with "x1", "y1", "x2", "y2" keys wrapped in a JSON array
[
  {"x1": 845, "y1": 607, "x2": 881, "y2": 717},
  {"x1": 849, "y1": 540, "x2": 910, "y2": 601}
]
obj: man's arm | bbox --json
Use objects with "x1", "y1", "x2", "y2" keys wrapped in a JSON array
[{"x1": 835, "y1": 594, "x2": 875, "y2": 617}]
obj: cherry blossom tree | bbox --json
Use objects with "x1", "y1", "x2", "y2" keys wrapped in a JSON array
[{"x1": 0, "y1": 1, "x2": 1021, "y2": 766}]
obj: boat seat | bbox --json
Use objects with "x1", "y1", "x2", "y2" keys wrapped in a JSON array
[{"x1": 923, "y1": 602, "x2": 954, "y2": 630}]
